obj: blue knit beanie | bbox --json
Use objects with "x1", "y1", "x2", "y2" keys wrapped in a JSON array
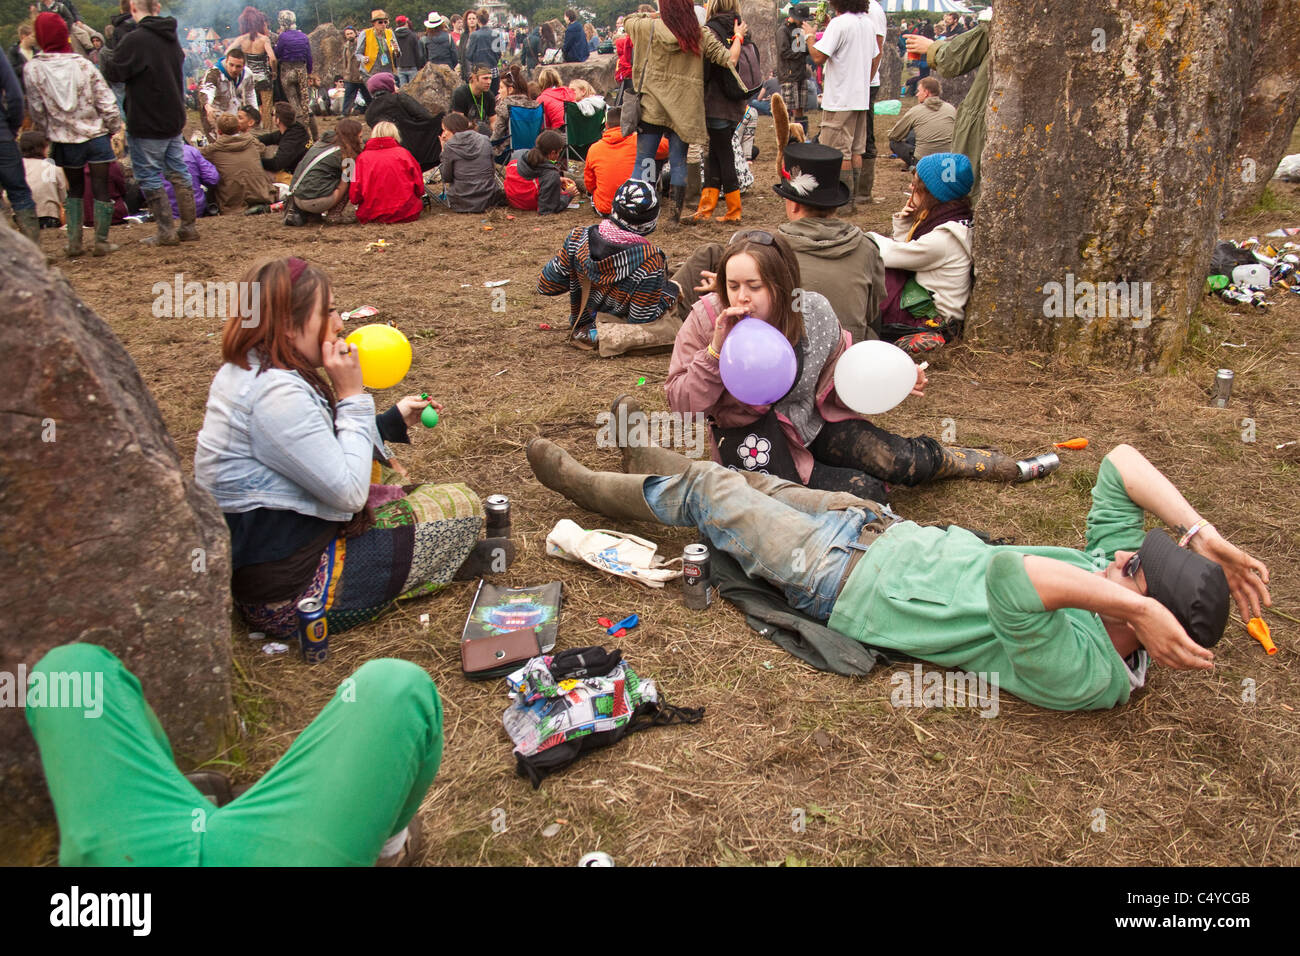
[{"x1": 916, "y1": 152, "x2": 974, "y2": 202}]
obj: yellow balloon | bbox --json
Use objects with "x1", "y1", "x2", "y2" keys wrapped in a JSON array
[{"x1": 344, "y1": 324, "x2": 411, "y2": 390}]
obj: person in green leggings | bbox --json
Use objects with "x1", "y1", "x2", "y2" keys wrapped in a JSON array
[{"x1": 25, "y1": 643, "x2": 442, "y2": 866}]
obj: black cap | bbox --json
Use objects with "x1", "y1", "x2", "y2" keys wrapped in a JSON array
[
  {"x1": 1137, "y1": 529, "x2": 1231, "y2": 648},
  {"x1": 772, "y1": 141, "x2": 851, "y2": 209},
  {"x1": 787, "y1": 4, "x2": 811, "y2": 22}
]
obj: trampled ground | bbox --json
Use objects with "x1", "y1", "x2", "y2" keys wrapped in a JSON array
[{"x1": 42, "y1": 111, "x2": 1300, "y2": 866}]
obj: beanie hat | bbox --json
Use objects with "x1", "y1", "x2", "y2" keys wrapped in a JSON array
[
  {"x1": 34, "y1": 12, "x2": 72, "y2": 54},
  {"x1": 366, "y1": 72, "x2": 397, "y2": 94},
  {"x1": 916, "y1": 152, "x2": 974, "y2": 202},
  {"x1": 609, "y1": 180, "x2": 659, "y2": 235}
]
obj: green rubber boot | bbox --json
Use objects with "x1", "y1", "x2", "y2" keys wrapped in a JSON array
[
  {"x1": 64, "y1": 197, "x2": 84, "y2": 257},
  {"x1": 92, "y1": 200, "x2": 119, "y2": 256}
]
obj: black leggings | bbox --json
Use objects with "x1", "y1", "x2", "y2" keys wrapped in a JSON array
[
  {"x1": 67, "y1": 163, "x2": 111, "y2": 204},
  {"x1": 805, "y1": 419, "x2": 947, "y2": 501},
  {"x1": 704, "y1": 122, "x2": 739, "y2": 193}
]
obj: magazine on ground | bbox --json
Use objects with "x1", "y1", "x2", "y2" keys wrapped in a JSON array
[{"x1": 462, "y1": 580, "x2": 562, "y2": 654}]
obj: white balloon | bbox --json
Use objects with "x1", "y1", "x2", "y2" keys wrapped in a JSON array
[{"x1": 832, "y1": 340, "x2": 919, "y2": 415}]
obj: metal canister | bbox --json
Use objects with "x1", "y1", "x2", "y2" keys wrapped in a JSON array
[
  {"x1": 1212, "y1": 368, "x2": 1234, "y2": 408},
  {"x1": 484, "y1": 494, "x2": 511, "y2": 537},
  {"x1": 681, "y1": 543, "x2": 713, "y2": 610},
  {"x1": 1017, "y1": 452, "x2": 1060, "y2": 481},
  {"x1": 578, "y1": 852, "x2": 615, "y2": 867},
  {"x1": 296, "y1": 597, "x2": 329, "y2": 664}
]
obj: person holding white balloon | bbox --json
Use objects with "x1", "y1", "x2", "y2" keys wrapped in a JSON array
[
  {"x1": 194, "y1": 256, "x2": 487, "y2": 641},
  {"x1": 659, "y1": 231, "x2": 1039, "y2": 503}
]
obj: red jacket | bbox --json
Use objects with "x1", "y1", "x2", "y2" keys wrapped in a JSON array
[
  {"x1": 537, "y1": 85, "x2": 575, "y2": 129},
  {"x1": 504, "y1": 160, "x2": 538, "y2": 211},
  {"x1": 615, "y1": 35, "x2": 633, "y2": 81},
  {"x1": 349, "y1": 137, "x2": 424, "y2": 223}
]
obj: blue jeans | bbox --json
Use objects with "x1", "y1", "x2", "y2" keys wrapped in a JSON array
[
  {"x1": 342, "y1": 81, "x2": 371, "y2": 115},
  {"x1": 0, "y1": 139, "x2": 35, "y2": 211},
  {"x1": 750, "y1": 98, "x2": 772, "y2": 116},
  {"x1": 635, "y1": 121, "x2": 687, "y2": 187},
  {"x1": 642, "y1": 461, "x2": 874, "y2": 620},
  {"x1": 129, "y1": 135, "x2": 187, "y2": 192},
  {"x1": 397, "y1": 68, "x2": 417, "y2": 86}
]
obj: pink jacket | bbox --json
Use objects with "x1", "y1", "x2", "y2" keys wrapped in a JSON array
[{"x1": 665, "y1": 293, "x2": 861, "y2": 484}]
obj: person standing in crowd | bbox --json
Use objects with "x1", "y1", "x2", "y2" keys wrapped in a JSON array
[
  {"x1": 198, "y1": 45, "x2": 256, "y2": 138},
  {"x1": 284, "y1": 118, "x2": 364, "y2": 225},
  {"x1": 350, "y1": 120, "x2": 424, "y2": 223},
  {"x1": 624, "y1": 0, "x2": 744, "y2": 224},
  {"x1": 23, "y1": 12, "x2": 123, "y2": 257},
  {"x1": 463, "y1": 8, "x2": 499, "y2": 94},
  {"x1": 562, "y1": 9, "x2": 589, "y2": 63},
  {"x1": 3, "y1": 54, "x2": 41, "y2": 245},
  {"x1": 776, "y1": 4, "x2": 810, "y2": 134},
  {"x1": 228, "y1": 6, "x2": 275, "y2": 128},
  {"x1": 100, "y1": 0, "x2": 200, "y2": 246},
  {"x1": 690, "y1": 0, "x2": 754, "y2": 223},
  {"x1": 887, "y1": 75, "x2": 955, "y2": 169},
  {"x1": 341, "y1": 25, "x2": 370, "y2": 115},
  {"x1": 259, "y1": 100, "x2": 310, "y2": 176},
  {"x1": 393, "y1": 15, "x2": 423, "y2": 85},
  {"x1": 360, "y1": 10, "x2": 399, "y2": 83},
  {"x1": 273, "y1": 10, "x2": 317, "y2": 140},
  {"x1": 858, "y1": 0, "x2": 886, "y2": 205},
  {"x1": 903, "y1": 16, "x2": 933, "y2": 97},
  {"x1": 804, "y1": 0, "x2": 877, "y2": 212},
  {"x1": 457, "y1": 9, "x2": 478, "y2": 80},
  {"x1": 364, "y1": 71, "x2": 442, "y2": 170},
  {"x1": 10, "y1": 25, "x2": 38, "y2": 88},
  {"x1": 451, "y1": 63, "x2": 495, "y2": 135},
  {"x1": 523, "y1": 20, "x2": 543, "y2": 71},
  {"x1": 449, "y1": 13, "x2": 463, "y2": 45},
  {"x1": 421, "y1": 13, "x2": 458, "y2": 70}
]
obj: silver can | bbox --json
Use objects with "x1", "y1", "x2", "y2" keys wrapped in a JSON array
[
  {"x1": 484, "y1": 493, "x2": 511, "y2": 536},
  {"x1": 578, "y1": 851, "x2": 615, "y2": 867},
  {"x1": 1017, "y1": 452, "x2": 1060, "y2": 481},
  {"x1": 681, "y1": 543, "x2": 713, "y2": 610},
  {"x1": 1212, "y1": 368, "x2": 1234, "y2": 408}
]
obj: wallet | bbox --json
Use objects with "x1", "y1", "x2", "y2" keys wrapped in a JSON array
[{"x1": 461, "y1": 628, "x2": 543, "y2": 681}]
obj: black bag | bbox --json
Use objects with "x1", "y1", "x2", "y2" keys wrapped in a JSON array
[
  {"x1": 1209, "y1": 240, "x2": 1258, "y2": 278},
  {"x1": 711, "y1": 408, "x2": 802, "y2": 483},
  {"x1": 621, "y1": 46, "x2": 649, "y2": 137}
]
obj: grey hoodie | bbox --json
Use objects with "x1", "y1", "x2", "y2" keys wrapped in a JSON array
[
  {"x1": 779, "y1": 216, "x2": 886, "y2": 342},
  {"x1": 439, "y1": 129, "x2": 497, "y2": 213}
]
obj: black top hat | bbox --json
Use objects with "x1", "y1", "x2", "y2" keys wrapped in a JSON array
[
  {"x1": 772, "y1": 141, "x2": 852, "y2": 209},
  {"x1": 1137, "y1": 529, "x2": 1231, "y2": 648}
]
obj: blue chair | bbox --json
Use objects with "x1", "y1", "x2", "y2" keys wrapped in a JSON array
[{"x1": 508, "y1": 104, "x2": 544, "y2": 155}]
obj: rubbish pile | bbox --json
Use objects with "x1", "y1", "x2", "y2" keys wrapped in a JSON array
[{"x1": 1207, "y1": 235, "x2": 1300, "y2": 309}]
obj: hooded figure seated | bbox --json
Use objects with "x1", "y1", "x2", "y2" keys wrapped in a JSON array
[
  {"x1": 201, "y1": 112, "x2": 276, "y2": 213},
  {"x1": 363, "y1": 71, "x2": 444, "y2": 170}
]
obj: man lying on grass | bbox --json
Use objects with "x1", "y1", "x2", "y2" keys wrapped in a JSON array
[{"x1": 527, "y1": 439, "x2": 1271, "y2": 710}]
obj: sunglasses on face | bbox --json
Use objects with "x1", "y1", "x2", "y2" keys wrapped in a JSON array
[{"x1": 1123, "y1": 552, "x2": 1141, "y2": 579}]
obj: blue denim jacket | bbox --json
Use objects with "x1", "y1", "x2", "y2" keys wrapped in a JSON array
[{"x1": 194, "y1": 356, "x2": 387, "y2": 521}]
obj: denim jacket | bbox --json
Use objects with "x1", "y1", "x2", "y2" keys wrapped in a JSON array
[{"x1": 194, "y1": 356, "x2": 388, "y2": 521}]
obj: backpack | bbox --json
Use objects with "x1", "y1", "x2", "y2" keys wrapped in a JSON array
[{"x1": 503, "y1": 646, "x2": 704, "y2": 788}]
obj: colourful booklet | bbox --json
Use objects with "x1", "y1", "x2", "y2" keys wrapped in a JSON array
[{"x1": 462, "y1": 581, "x2": 561, "y2": 653}]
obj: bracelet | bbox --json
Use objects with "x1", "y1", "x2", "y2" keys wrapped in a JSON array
[
  {"x1": 1178, "y1": 519, "x2": 1213, "y2": 549},
  {"x1": 707, "y1": 344, "x2": 720, "y2": 360}
]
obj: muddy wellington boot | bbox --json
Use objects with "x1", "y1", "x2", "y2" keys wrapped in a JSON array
[
  {"x1": 688, "y1": 187, "x2": 719, "y2": 222},
  {"x1": 143, "y1": 188, "x2": 179, "y2": 246},
  {"x1": 857, "y1": 161, "x2": 881, "y2": 204},
  {"x1": 527, "y1": 437, "x2": 659, "y2": 524},
  {"x1": 92, "y1": 200, "x2": 120, "y2": 256},
  {"x1": 840, "y1": 170, "x2": 856, "y2": 214},
  {"x1": 166, "y1": 171, "x2": 200, "y2": 242},
  {"x1": 668, "y1": 184, "x2": 686, "y2": 224},
  {"x1": 63, "y1": 197, "x2": 85, "y2": 257},
  {"x1": 934, "y1": 446, "x2": 1023, "y2": 482},
  {"x1": 608, "y1": 394, "x2": 694, "y2": 476},
  {"x1": 14, "y1": 207, "x2": 42, "y2": 246}
]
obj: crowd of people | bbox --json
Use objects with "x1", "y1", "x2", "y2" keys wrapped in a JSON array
[{"x1": 14, "y1": 1, "x2": 1274, "y2": 869}]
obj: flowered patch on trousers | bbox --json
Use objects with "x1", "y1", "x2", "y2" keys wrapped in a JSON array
[{"x1": 237, "y1": 482, "x2": 483, "y2": 639}]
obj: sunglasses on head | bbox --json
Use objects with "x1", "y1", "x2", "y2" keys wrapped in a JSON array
[{"x1": 738, "y1": 230, "x2": 775, "y2": 246}]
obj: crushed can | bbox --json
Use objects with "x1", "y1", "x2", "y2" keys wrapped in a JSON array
[
  {"x1": 297, "y1": 597, "x2": 329, "y2": 664},
  {"x1": 681, "y1": 543, "x2": 714, "y2": 610},
  {"x1": 1212, "y1": 369, "x2": 1233, "y2": 408}
]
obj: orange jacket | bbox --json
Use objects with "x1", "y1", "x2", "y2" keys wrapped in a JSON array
[{"x1": 582, "y1": 127, "x2": 669, "y2": 215}]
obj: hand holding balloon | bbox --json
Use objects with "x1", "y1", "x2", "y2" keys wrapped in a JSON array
[
  {"x1": 344, "y1": 323, "x2": 413, "y2": 390},
  {"x1": 833, "y1": 341, "x2": 921, "y2": 416},
  {"x1": 322, "y1": 338, "x2": 364, "y2": 399},
  {"x1": 709, "y1": 304, "x2": 749, "y2": 355},
  {"x1": 396, "y1": 393, "x2": 441, "y2": 428},
  {"x1": 718, "y1": 317, "x2": 799, "y2": 407}
]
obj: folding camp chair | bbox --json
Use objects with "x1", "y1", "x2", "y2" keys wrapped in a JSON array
[
  {"x1": 508, "y1": 103, "x2": 544, "y2": 156},
  {"x1": 563, "y1": 100, "x2": 606, "y2": 163}
]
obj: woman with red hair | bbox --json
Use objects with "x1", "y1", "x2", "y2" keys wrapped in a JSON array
[
  {"x1": 229, "y1": 6, "x2": 276, "y2": 128},
  {"x1": 624, "y1": 0, "x2": 742, "y2": 223},
  {"x1": 194, "y1": 257, "x2": 487, "y2": 642}
]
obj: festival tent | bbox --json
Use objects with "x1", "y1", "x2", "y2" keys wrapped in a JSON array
[{"x1": 882, "y1": 0, "x2": 975, "y2": 13}]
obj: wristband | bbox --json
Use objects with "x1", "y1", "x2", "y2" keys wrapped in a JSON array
[
  {"x1": 707, "y1": 343, "x2": 720, "y2": 360},
  {"x1": 1178, "y1": 519, "x2": 1213, "y2": 549}
]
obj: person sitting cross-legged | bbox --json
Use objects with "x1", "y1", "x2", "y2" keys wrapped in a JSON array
[
  {"x1": 527, "y1": 439, "x2": 1271, "y2": 712},
  {"x1": 536, "y1": 180, "x2": 681, "y2": 358},
  {"x1": 200, "y1": 112, "x2": 277, "y2": 214},
  {"x1": 435, "y1": 110, "x2": 501, "y2": 213}
]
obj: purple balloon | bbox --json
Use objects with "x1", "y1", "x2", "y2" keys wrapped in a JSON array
[{"x1": 718, "y1": 318, "x2": 798, "y2": 406}]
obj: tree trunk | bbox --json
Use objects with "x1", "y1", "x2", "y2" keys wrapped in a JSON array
[{"x1": 967, "y1": 0, "x2": 1258, "y2": 370}]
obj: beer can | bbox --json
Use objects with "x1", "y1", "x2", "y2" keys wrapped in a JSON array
[
  {"x1": 578, "y1": 852, "x2": 615, "y2": 867},
  {"x1": 1212, "y1": 368, "x2": 1233, "y2": 408},
  {"x1": 297, "y1": 597, "x2": 329, "y2": 664},
  {"x1": 484, "y1": 493, "x2": 511, "y2": 536},
  {"x1": 1017, "y1": 452, "x2": 1060, "y2": 481},
  {"x1": 681, "y1": 543, "x2": 713, "y2": 610}
]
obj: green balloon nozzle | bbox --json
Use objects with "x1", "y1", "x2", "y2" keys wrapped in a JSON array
[{"x1": 420, "y1": 395, "x2": 439, "y2": 428}]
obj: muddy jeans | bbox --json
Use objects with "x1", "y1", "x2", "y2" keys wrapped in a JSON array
[{"x1": 642, "y1": 460, "x2": 881, "y2": 620}]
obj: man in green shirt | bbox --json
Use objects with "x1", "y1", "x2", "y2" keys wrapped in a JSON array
[{"x1": 527, "y1": 439, "x2": 1271, "y2": 711}]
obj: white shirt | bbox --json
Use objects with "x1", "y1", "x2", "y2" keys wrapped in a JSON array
[
  {"x1": 814, "y1": 12, "x2": 878, "y2": 112},
  {"x1": 868, "y1": 0, "x2": 888, "y2": 88}
]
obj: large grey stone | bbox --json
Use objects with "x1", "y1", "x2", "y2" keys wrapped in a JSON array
[
  {"x1": 310, "y1": 22, "x2": 346, "y2": 85},
  {"x1": 404, "y1": 62, "x2": 461, "y2": 115},
  {"x1": 551, "y1": 53, "x2": 618, "y2": 94},
  {"x1": 0, "y1": 228, "x2": 234, "y2": 864},
  {"x1": 741, "y1": 0, "x2": 779, "y2": 82},
  {"x1": 967, "y1": 0, "x2": 1256, "y2": 370},
  {"x1": 1227, "y1": 0, "x2": 1300, "y2": 213},
  {"x1": 880, "y1": 44, "x2": 902, "y2": 99}
]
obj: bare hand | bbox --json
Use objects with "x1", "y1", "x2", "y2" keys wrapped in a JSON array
[
  {"x1": 695, "y1": 269, "x2": 718, "y2": 296},
  {"x1": 1131, "y1": 599, "x2": 1215, "y2": 671},
  {"x1": 905, "y1": 35, "x2": 934, "y2": 56},
  {"x1": 1190, "y1": 527, "x2": 1271, "y2": 621},
  {"x1": 910, "y1": 365, "x2": 928, "y2": 397},
  {"x1": 396, "y1": 394, "x2": 442, "y2": 427},
  {"x1": 710, "y1": 304, "x2": 748, "y2": 353},
  {"x1": 322, "y1": 338, "x2": 364, "y2": 399},
  {"x1": 735, "y1": 20, "x2": 747, "y2": 40}
]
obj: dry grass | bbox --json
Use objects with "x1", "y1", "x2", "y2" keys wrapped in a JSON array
[{"x1": 43, "y1": 109, "x2": 1300, "y2": 866}]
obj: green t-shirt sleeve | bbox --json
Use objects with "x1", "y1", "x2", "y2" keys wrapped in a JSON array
[{"x1": 1084, "y1": 456, "x2": 1146, "y2": 563}]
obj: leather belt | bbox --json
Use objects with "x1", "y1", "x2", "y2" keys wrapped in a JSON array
[{"x1": 835, "y1": 521, "x2": 888, "y2": 599}]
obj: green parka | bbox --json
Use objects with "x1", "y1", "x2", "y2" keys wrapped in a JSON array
[
  {"x1": 625, "y1": 12, "x2": 740, "y2": 146},
  {"x1": 928, "y1": 21, "x2": 989, "y2": 202}
]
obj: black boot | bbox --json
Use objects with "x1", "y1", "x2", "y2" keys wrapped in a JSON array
[{"x1": 669, "y1": 184, "x2": 686, "y2": 224}]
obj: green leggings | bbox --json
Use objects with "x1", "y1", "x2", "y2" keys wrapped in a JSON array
[{"x1": 25, "y1": 644, "x2": 443, "y2": 866}]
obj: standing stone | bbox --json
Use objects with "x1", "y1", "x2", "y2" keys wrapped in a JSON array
[
  {"x1": 936, "y1": 69, "x2": 974, "y2": 109},
  {"x1": 740, "y1": 0, "x2": 778, "y2": 80},
  {"x1": 404, "y1": 63, "x2": 461, "y2": 115},
  {"x1": 967, "y1": 0, "x2": 1256, "y2": 370},
  {"x1": 1226, "y1": 0, "x2": 1300, "y2": 213},
  {"x1": 309, "y1": 22, "x2": 346, "y2": 84},
  {"x1": 880, "y1": 43, "x2": 902, "y2": 99},
  {"x1": 553, "y1": 53, "x2": 618, "y2": 93},
  {"x1": 0, "y1": 229, "x2": 233, "y2": 864}
]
